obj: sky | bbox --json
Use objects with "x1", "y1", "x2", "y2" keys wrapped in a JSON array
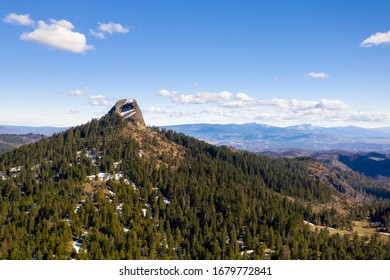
[{"x1": 0, "y1": 0, "x2": 390, "y2": 128}]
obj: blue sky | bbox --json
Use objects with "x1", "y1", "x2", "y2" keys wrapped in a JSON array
[{"x1": 1, "y1": 0, "x2": 389, "y2": 128}]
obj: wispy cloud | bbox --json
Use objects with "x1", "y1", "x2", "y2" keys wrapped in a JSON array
[
  {"x1": 63, "y1": 110, "x2": 81, "y2": 115},
  {"x1": 315, "y1": 99, "x2": 347, "y2": 110},
  {"x1": 305, "y1": 72, "x2": 329, "y2": 79},
  {"x1": 360, "y1": 30, "x2": 390, "y2": 47},
  {"x1": 20, "y1": 19, "x2": 93, "y2": 54},
  {"x1": 173, "y1": 91, "x2": 232, "y2": 105},
  {"x1": 348, "y1": 112, "x2": 390, "y2": 122},
  {"x1": 236, "y1": 93, "x2": 254, "y2": 101},
  {"x1": 157, "y1": 89, "x2": 177, "y2": 97},
  {"x1": 157, "y1": 89, "x2": 232, "y2": 104},
  {"x1": 3, "y1": 13, "x2": 34, "y2": 26},
  {"x1": 189, "y1": 82, "x2": 199, "y2": 87},
  {"x1": 90, "y1": 22, "x2": 130, "y2": 39},
  {"x1": 89, "y1": 95, "x2": 112, "y2": 106},
  {"x1": 67, "y1": 89, "x2": 83, "y2": 96},
  {"x1": 144, "y1": 106, "x2": 169, "y2": 114}
]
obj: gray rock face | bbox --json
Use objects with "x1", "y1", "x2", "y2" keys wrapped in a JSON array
[{"x1": 109, "y1": 99, "x2": 146, "y2": 126}]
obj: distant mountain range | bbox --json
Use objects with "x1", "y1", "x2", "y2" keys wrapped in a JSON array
[
  {"x1": 0, "y1": 125, "x2": 66, "y2": 154},
  {"x1": 0, "y1": 125, "x2": 66, "y2": 136},
  {"x1": 162, "y1": 123, "x2": 390, "y2": 153}
]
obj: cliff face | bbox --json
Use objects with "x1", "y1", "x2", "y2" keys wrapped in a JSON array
[{"x1": 108, "y1": 98, "x2": 145, "y2": 127}]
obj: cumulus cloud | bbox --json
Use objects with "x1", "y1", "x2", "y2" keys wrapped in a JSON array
[
  {"x1": 89, "y1": 95, "x2": 112, "y2": 106},
  {"x1": 236, "y1": 93, "x2": 254, "y2": 101},
  {"x1": 90, "y1": 22, "x2": 129, "y2": 39},
  {"x1": 154, "y1": 88, "x2": 360, "y2": 126},
  {"x1": 67, "y1": 89, "x2": 83, "y2": 96},
  {"x1": 3, "y1": 13, "x2": 34, "y2": 26},
  {"x1": 360, "y1": 30, "x2": 390, "y2": 47},
  {"x1": 20, "y1": 19, "x2": 94, "y2": 54},
  {"x1": 305, "y1": 72, "x2": 329, "y2": 78}
]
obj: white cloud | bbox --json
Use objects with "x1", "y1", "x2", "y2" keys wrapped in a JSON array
[
  {"x1": 305, "y1": 72, "x2": 329, "y2": 79},
  {"x1": 89, "y1": 29, "x2": 106, "y2": 39},
  {"x1": 360, "y1": 30, "x2": 390, "y2": 47},
  {"x1": 3, "y1": 13, "x2": 34, "y2": 26},
  {"x1": 157, "y1": 89, "x2": 233, "y2": 104},
  {"x1": 90, "y1": 22, "x2": 130, "y2": 39},
  {"x1": 89, "y1": 95, "x2": 112, "y2": 106},
  {"x1": 154, "y1": 88, "x2": 360, "y2": 126},
  {"x1": 144, "y1": 106, "x2": 169, "y2": 114},
  {"x1": 20, "y1": 19, "x2": 94, "y2": 54},
  {"x1": 173, "y1": 91, "x2": 232, "y2": 104},
  {"x1": 236, "y1": 93, "x2": 254, "y2": 101},
  {"x1": 315, "y1": 99, "x2": 348, "y2": 110},
  {"x1": 67, "y1": 89, "x2": 83, "y2": 96},
  {"x1": 349, "y1": 112, "x2": 390, "y2": 122},
  {"x1": 289, "y1": 99, "x2": 318, "y2": 111},
  {"x1": 224, "y1": 98, "x2": 347, "y2": 114},
  {"x1": 157, "y1": 89, "x2": 177, "y2": 97},
  {"x1": 99, "y1": 22, "x2": 129, "y2": 34},
  {"x1": 63, "y1": 110, "x2": 81, "y2": 115}
]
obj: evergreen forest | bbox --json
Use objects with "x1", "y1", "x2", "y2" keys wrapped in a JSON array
[{"x1": 0, "y1": 112, "x2": 389, "y2": 260}]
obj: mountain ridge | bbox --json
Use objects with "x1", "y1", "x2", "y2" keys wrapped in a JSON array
[{"x1": 162, "y1": 123, "x2": 390, "y2": 152}]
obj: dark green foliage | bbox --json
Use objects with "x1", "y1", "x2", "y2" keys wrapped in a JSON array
[{"x1": 0, "y1": 114, "x2": 389, "y2": 260}]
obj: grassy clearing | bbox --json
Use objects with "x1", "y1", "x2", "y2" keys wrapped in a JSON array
[{"x1": 304, "y1": 220, "x2": 390, "y2": 242}]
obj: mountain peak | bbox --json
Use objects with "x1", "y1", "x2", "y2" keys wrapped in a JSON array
[{"x1": 109, "y1": 98, "x2": 145, "y2": 127}]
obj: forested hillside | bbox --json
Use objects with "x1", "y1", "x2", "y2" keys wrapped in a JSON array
[
  {"x1": 0, "y1": 133, "x2": 45, "y2": 154},
  {"x1": 0, "y1": 111, "x2": 389, "y2": 260}
]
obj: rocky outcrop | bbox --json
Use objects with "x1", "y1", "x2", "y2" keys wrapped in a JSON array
[{"x1": 109, "y1": 99, "x2": 146, "y2": 127}]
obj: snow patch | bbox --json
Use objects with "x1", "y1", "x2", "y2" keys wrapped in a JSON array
[
  {"x1": 107, "y1": 187, "x2": 116, "y2": 196},
  {"x1": 122, "y1": 111, "x2": 136, "y2": 119},
  {"x1": 113, "y1": 161, "x2": 121, "y2": 169},
  {"x1": 74, "y1": 200, "x2": 85, "y2": 213},
  {"x1": 115, "y1": 172, "x2": 123, "y2": 180},
  {"x1": 121, "y1": 109, "x2": 136, "y2": 116},
  {"x1": 163, "y1": 197, "x2": 170, "y2": 204},
  {"x1": 116, "y1": 203, "x2": 123, "y2": 213},
  {"x1": 74, "y1": 204, "x2": 82, "y2": 213},
  {"x1": 10, "y1": 166, "x2": 22, "y2": 172},
  {"x1": 131, "y1": 182, "x2": 138, "y2": 190},
  {"x1": 73, "y1": 240, "x2": 82, "y2": 253},
  {"x1": 240, "y1": 250, "x2": 254, "y2": 256}
]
